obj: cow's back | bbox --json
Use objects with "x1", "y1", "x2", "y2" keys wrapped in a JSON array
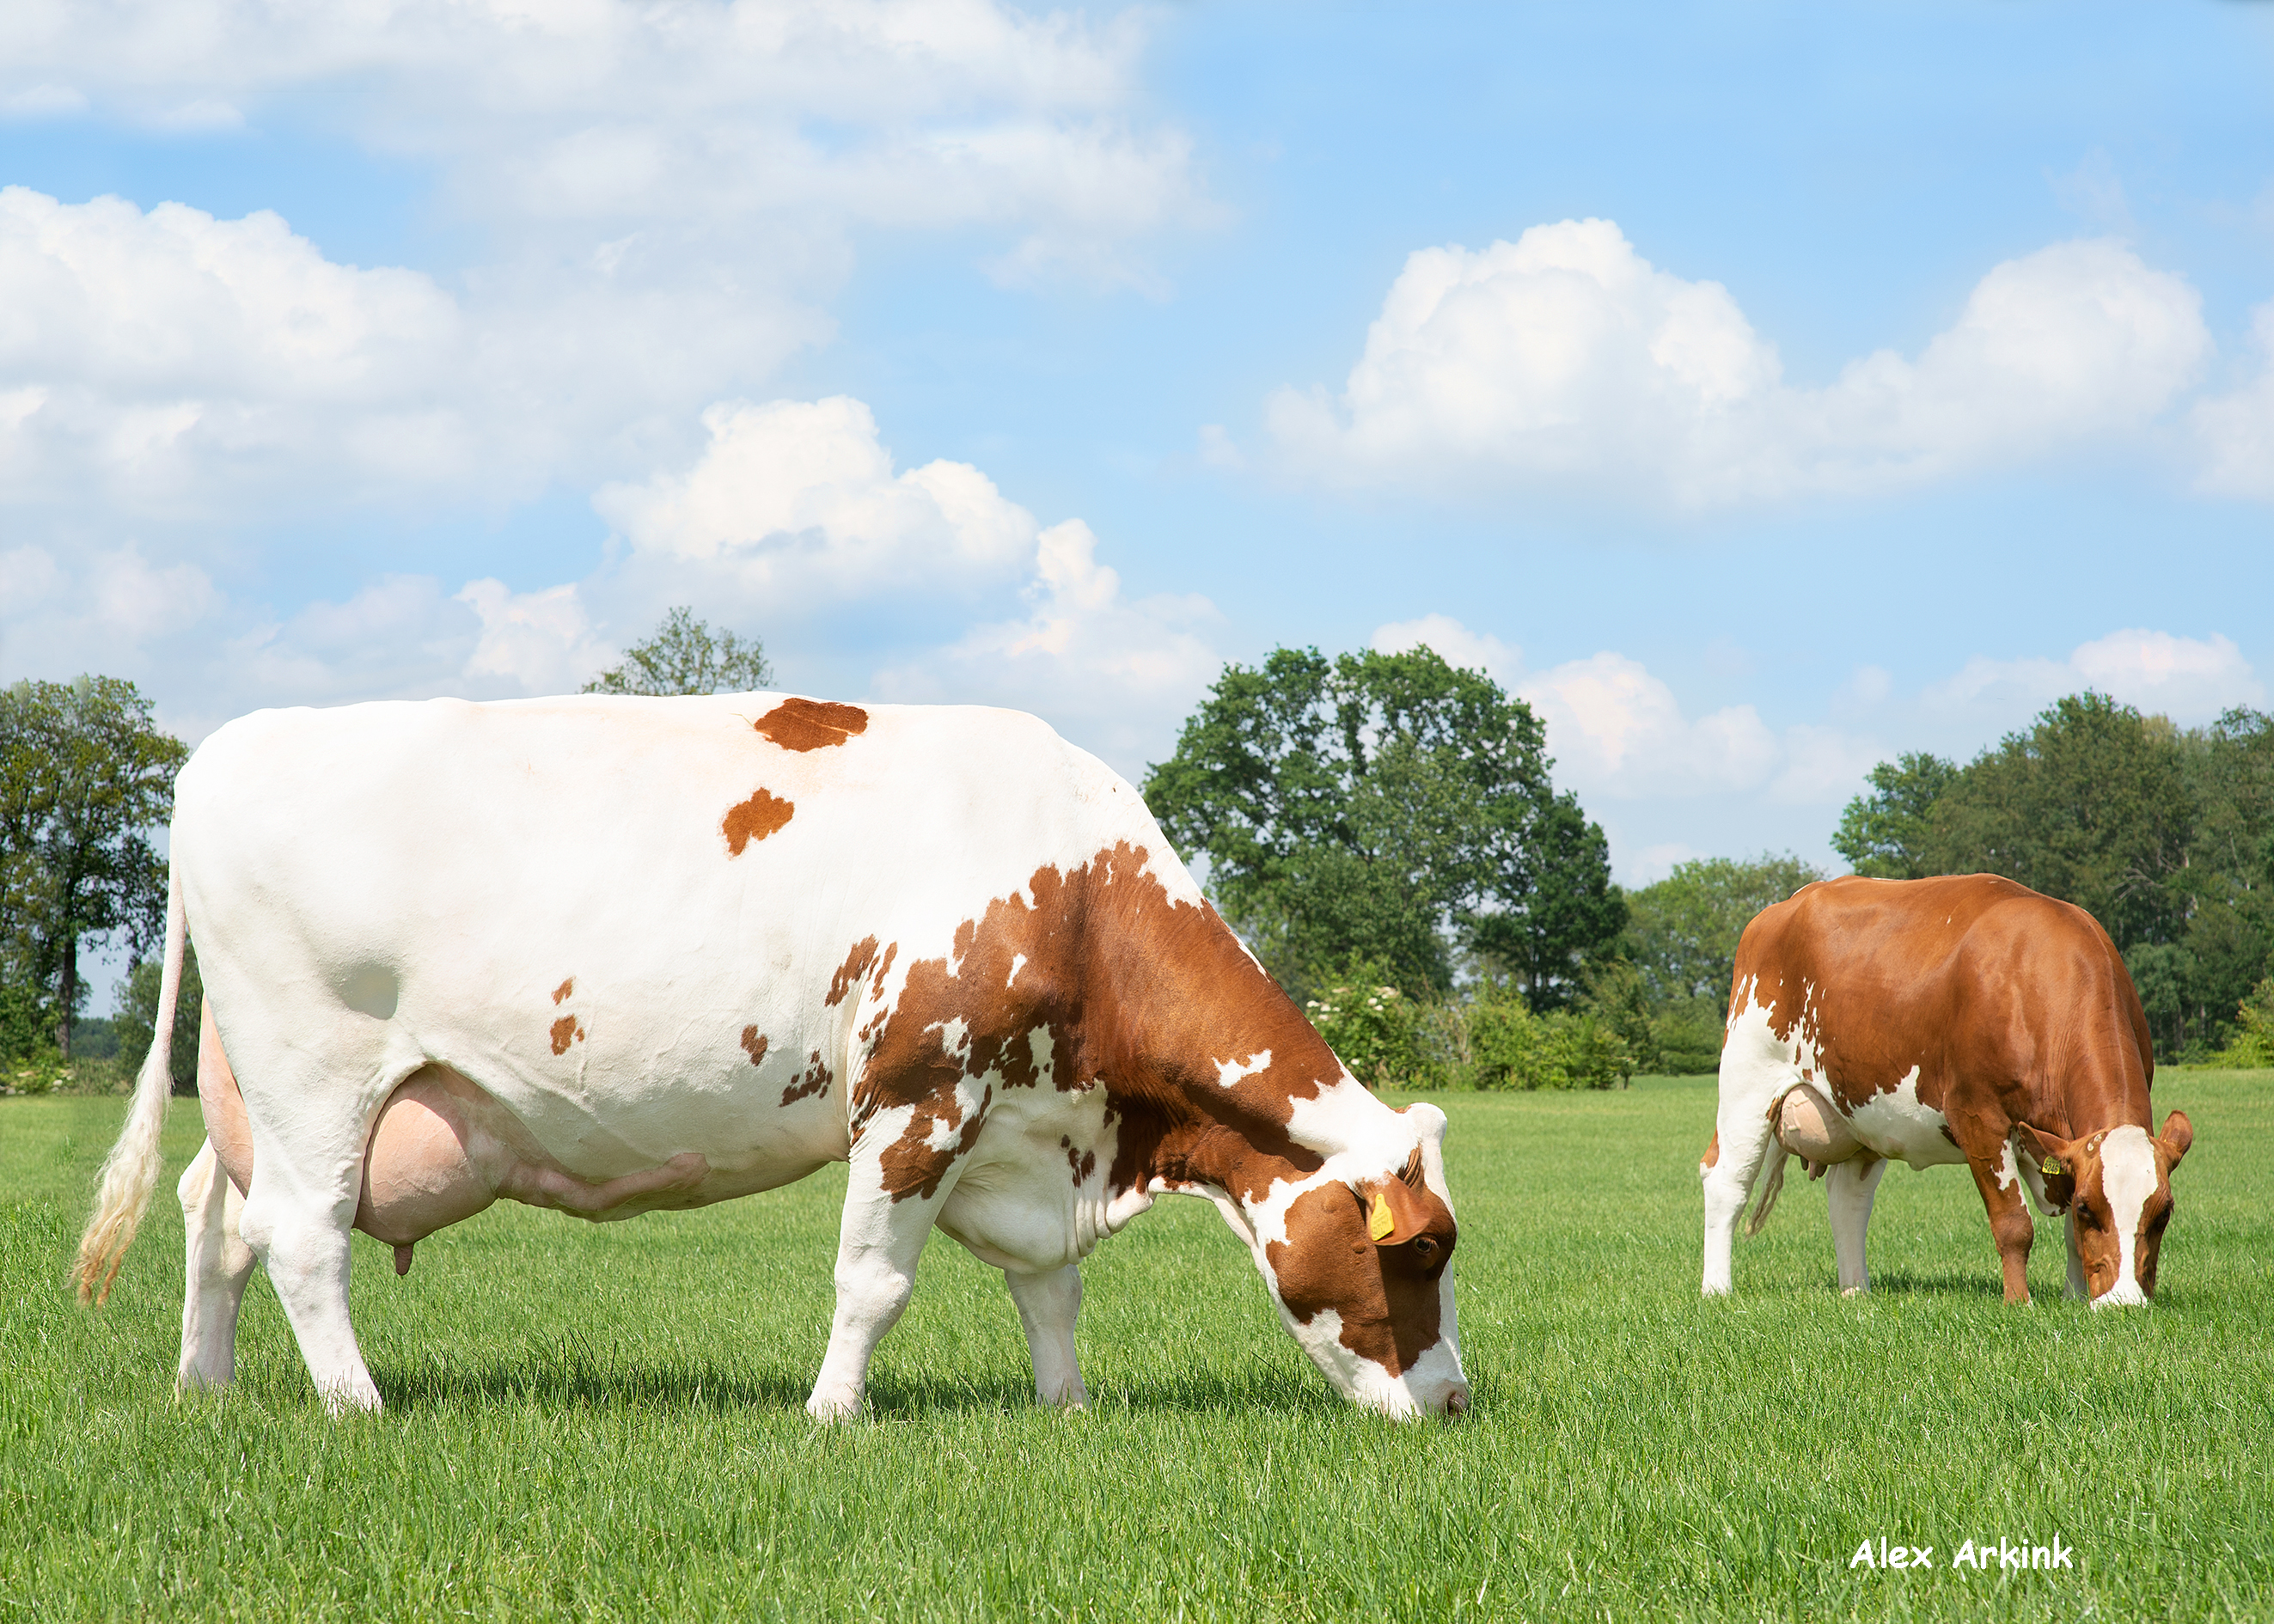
[
  {"x1": 1729, "y1": 873, "x2": 2151, "y2": 1128},
  {"x1": 174, "y1": 694, "x2": 1185, "y2": 1183}
]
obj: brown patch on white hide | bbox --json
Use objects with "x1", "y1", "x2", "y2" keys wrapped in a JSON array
[
  {"x1": 722, "y1": 788, "x2": 793, "y2": 855},
  {"x1": 780, "y1": 1049, "x2": 833, "y2": 1108},
  {"x1": 844, "y1": 840, "x2": 1340, "y2": 1211},
  {"x1": 1265, "y1": 1171, "x2": 1455, "y2": 1377},
  {"x1": 754, "y1": 697, "x2": 869, "y2": 752}
]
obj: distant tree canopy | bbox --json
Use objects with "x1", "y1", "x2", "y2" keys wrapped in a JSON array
[
  {"x1": 1836, "y1": 694, "x2": 2274, "y2": 1059},
  {"x1": 1143, "y1": 644, "x2": 1623, "y2": 1006},
  {"x1": 0, "y1": 677, "x2": 187, "y2": 1059},
  {"x1": 584, "y1": 607, "x2": 774, "y2": 697},
  {"x1": 1622, "y1": 852, "x2": 1827, "y2": 1016}
]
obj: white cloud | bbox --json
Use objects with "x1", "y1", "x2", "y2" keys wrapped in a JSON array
[
  {"x1": 1269, "y1": 220, "x2": 2211, "y2": 507},
  {"x1": 0, "y1": 392, "x2": 1223, "y2": 778},
  {"x1": 2191, "y1": 301, "x2": 2274, "y2": 498},
  {"x1": 873, "y1": 519, "x2": 1222, "y2": 772},
  {"x1": 1930, "y1": 628, "x2": 2264, "y2": 724},
  {"x1": 593, "y1": 395, "x2": 1037, "y2": 606},
  {"x1": 1519, "y1": 650, "x2": 1782, "y2": 798},
  {"x1": 92, "y1": 544, "x2": 221, "y2": 642},
  {"x1": 457, "y1": 578, "x2": 614, "y2": 697},
  {"x1": 1366, "y1": 613, "x2": 1884, "y2": 810},
  {"x1": 0, "y1": 186, "x2": 830, "y2": 520},
  {"x1": 0, "y1": 545, "x2": 62, "y2": 609},
  {"x1": 1371, "y1": 614, "x2": 1522, "y2": 687},
  {"x1": 0, "y1": 2, "x2": 1207, "y2": 288},
  {"x1": 1623, "y1": 842, "x2": 1706, "y2": 888},
  {"x1": 1765, "y1": 723, "x2": 1887, "y2": 807}
]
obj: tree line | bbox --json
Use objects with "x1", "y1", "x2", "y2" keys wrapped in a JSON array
[
  {"x1": 1835, "y1": 692, "x2": 2274, "y2": 1062},
  {"x1": 1151, "y1": 652, "x2": 2274, "y2": 1080},
  {"x1": 9, "y1": 624, "x2": 2266, "y2": 1094}
]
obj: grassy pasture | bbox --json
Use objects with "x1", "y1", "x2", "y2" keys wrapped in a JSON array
[{"x1": 3, "y1": 1073, "x2": 2271, "y2": 1621}]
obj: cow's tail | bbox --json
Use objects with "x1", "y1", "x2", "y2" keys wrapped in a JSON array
[
  {"x1": 73, "y1": 864, "x2": 186, "y2": 1304},
  {"x1": 1744, "y1": 1144, "x2": 1792, "y2": 1238}
]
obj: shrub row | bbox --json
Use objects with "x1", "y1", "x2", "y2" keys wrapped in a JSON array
[{"x1": 1305, "y1": 962, "x2": 1636, "y2": 1091}]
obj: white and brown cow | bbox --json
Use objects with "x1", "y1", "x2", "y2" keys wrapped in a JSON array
[
  {"x1": 76, "y1": 694, "x2": 1470, "y2": 1419},
  {"x1": 1700, "y1": 874, "x2": 2192, "y2": 1307}
]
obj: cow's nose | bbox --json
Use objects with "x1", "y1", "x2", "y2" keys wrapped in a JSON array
[{"x1": 1444, "y1": 1384, "x2": 1470, "y2": 1419}]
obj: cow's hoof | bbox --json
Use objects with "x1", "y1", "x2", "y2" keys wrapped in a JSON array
[
  {"x1": 804, "y1": 1388, "x2": 865, "y2": 1423},
  {"x1": 1037, "y1": 1384, "x2": 1090, "y2": 1411},
  {"x1": 1840, "y1": 1285, "x2": 1867, "y2": 1298}
]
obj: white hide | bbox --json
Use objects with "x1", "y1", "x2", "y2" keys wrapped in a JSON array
[
  {"x1": 2094, "y1": 1125, "x2": 2160, "y2": 1308},
  {"x1": 132, "y1": 693, "x2": 1464, "y2": 1419}
]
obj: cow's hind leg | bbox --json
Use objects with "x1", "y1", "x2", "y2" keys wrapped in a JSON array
[
  {"x1": 1004, "y1": 1264, "x2": 1087, "y2": 1408},
  {"x1": 1825, "y1": 1154, "x2": 1886, "y2": 1295},
  {"x1": 239, "y1": 1194, "x2": 379, "y2": 1413},
  {"x1": 178, "y1": 1139, "x2": 256, "y2": 1392},
  {"x1": 1702, "y1": 1040, "x2": 1786, "y2": 1296}
]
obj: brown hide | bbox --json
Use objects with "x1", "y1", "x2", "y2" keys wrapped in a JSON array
[{"x1": 1732, "y1": 873, "x2": 2188, "y2": 1301}]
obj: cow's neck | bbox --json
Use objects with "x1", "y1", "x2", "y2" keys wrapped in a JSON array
[{"x1": 1085, "y1": 891, "x2": 1393, "y2": 1210}]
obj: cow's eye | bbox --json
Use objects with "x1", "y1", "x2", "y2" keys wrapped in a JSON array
[{"x1": 1414, "y1": 1236, "x2": 1438, "y2": 1260}]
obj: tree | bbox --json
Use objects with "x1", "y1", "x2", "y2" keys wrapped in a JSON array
[
  {"x1": 583, "y1": 607, "x2": 774, "y2": 697},
  {"x1": 0, "y1": 678, "x2": 187, "y2": 1057},
  {"x1": 1622, "y1": 852, "x2": 1826, "y2": 1016},
  {"x1": 1144, "y1": 644, "x2": 1621, "y2": 1001},
  {"x1": 1469, "y1": 791, "x2": 1627, "y2": 1010},
  {"x1": 1925, "y1": 693, "x2": 2192, "y2": 949},
  {"x1": 1833, "y1": 752, "x2": 1959, "y2": 878}
]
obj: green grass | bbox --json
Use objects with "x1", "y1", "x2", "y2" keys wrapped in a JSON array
[{"x1": 4, "y1": 1073, "x2": 2271, "y2": 1621}]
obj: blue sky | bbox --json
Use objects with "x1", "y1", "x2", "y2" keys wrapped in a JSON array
[{"x1": 5, "y1": 2, "x2": 2272, "y2": 985}]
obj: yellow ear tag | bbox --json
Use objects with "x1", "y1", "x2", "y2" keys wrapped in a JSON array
[
  {"x1": 2042, "y1": 1157, "x2": 2063, "y2": 1176},
  {"x1": 1368, "y1": 1194, "x2": 1396, "y2": 1242}
]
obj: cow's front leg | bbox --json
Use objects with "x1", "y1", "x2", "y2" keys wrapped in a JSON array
[
  {"x1": 1004, "y1": 1263, "x2": 1087, "y2": 1408},
  {"x1": 1825, "y1": 1153, "x2": 1886, "y2": 1295},
  {"x1": 1965, "y1": 1155, "x2": 2036, "y2": 1303},
  {"x1": 807, "y1": 1138, "x2": 967, "y2": 1422},
  {"x1": 2063, "y1": 1207, "x2": 2088, "y2": 1301},
  {"x1": 177, "y1": 1139, "x2": 256, "y2": 1392}
]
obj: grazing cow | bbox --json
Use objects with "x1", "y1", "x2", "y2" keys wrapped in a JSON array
[
  {"x1": 76, "y1": 695, "x2": 1470, "y2": 1419},
  {"x1": 1699, "y1": 874, "x2": 2192, "y2": 1306}
]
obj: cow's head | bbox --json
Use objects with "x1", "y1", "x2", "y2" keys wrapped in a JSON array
[
  {"x1": 1238, "y1": 1103, "x2": 1470, "y2": 1418},
  {"x1": 2017, "y1": 1111, "x2": 2193, "y2": 1306}
]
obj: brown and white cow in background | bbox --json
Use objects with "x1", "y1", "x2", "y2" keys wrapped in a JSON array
[
  {"x1": 1700, "y1": 874, "x2": 2192, "y2": 1306},
  {"x1": 76, "y1": 694, "x2": 1470, "y2": 1419}
]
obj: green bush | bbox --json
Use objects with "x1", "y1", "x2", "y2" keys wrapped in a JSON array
[
  {"x1": 1305, "y1": 959, "x2": 1634, "y2": 1091},
  {"x1": 0, "y1": 978, "x2": 52, "y2": 1062},
  {"x1": 2211, "y1": 975, "x2": 2274, "y2": 1068},
  {"x1": 1, "y1": 1047, "x2": 132, "y2": 1097},
  {"x1": 3, "y1": 1045, "x2": 67, "y2": 1096},
  {"x1": 1305, "y1": 958, "x2": 1457, "y2": 1090},
  {"x1": 1650, "y1": 997, "x2": 1725, "y2": 1076},
  {"x1": 1467, "y1": 983, "x2": 1634, "y2": 1091}
]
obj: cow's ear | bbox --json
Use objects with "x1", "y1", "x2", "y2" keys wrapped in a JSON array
[
  {"x1": 2158, "y1": 1109, "x2": 2193, "y2": 1172},
  {"x1": 2014, "y1": 1121, "x2": 2081, "y2": 1176},
  {"x1": 1354, "y1": 1175, "x2": 1430, "y2": 1246},
  {"x1": 1397, "y1": 1145, "x2": 1426, "y2": 1190}
]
